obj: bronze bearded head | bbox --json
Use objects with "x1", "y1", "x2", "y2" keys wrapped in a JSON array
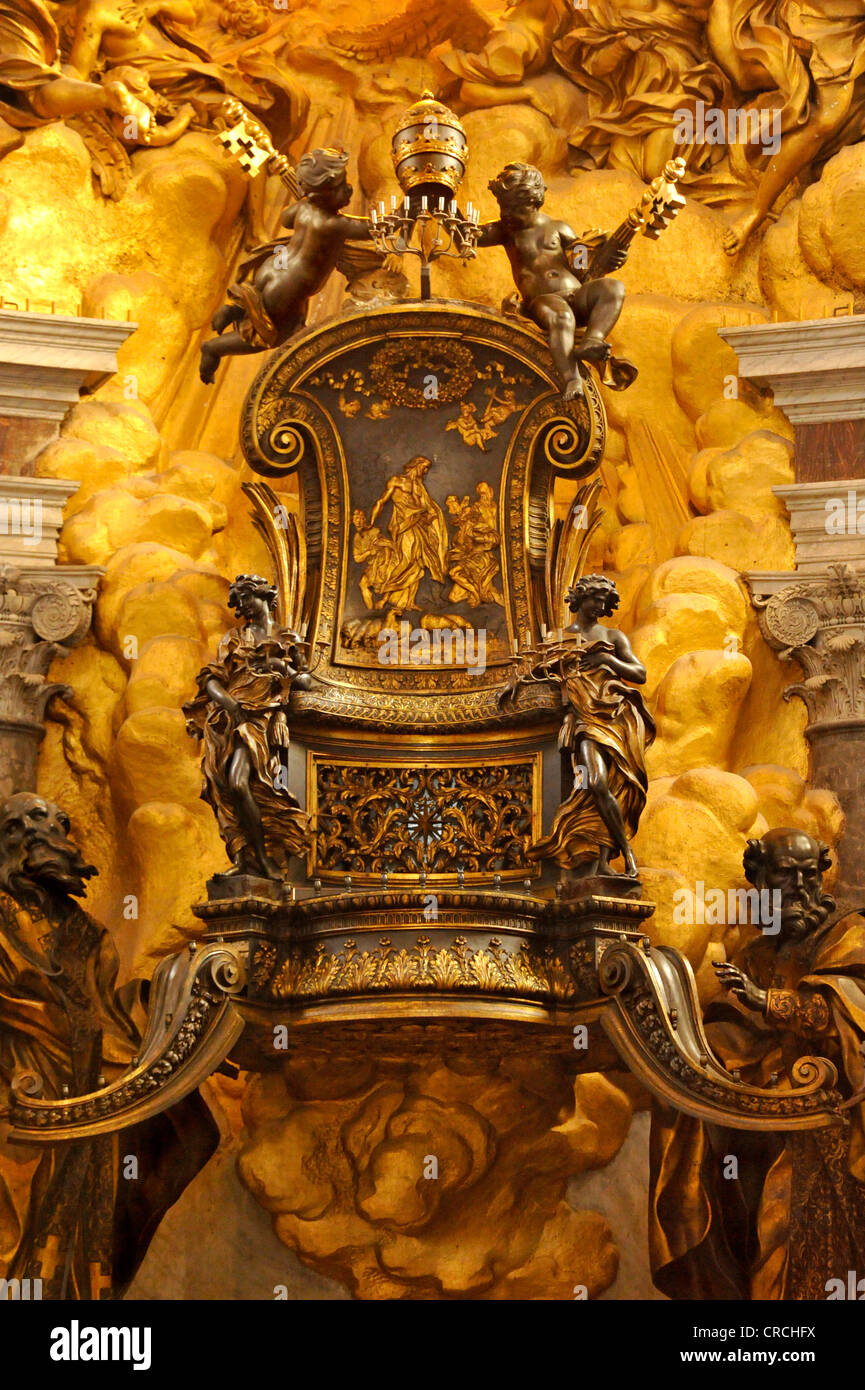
[
  {"x1": 743, "y1": 828, "x2": 835, "y2": 945},
  {"x1": 0, "y1": 794, "x2": 97, "y2": 910}
]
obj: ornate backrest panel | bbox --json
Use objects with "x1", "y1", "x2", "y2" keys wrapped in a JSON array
[{"x1": 241, "y1": 302, "x2": 605, "y2": 733}]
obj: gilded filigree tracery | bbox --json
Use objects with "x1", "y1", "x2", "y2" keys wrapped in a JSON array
[{"x1": 310, "y1": 755, "x2": 541, "y2": 881}]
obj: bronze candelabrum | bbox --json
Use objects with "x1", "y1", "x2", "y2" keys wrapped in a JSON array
[{"x1": 369, "y1": 194, "x2": 480, "y2": 299}]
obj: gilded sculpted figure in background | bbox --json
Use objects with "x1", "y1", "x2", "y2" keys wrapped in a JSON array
[
  {"x1": 444, "y1": 0, "x2": 865, "y2": 250},
  {"x1": 479, "y1": 162, "x2": 630, "y2": 400},
  {"x1": 439, "y1": 0, "x2": 571, "y2": 110},
  {"x1": 0, "y1": 0, "x2": 305, "y2": 193},
  {"x1": 0, "y1": 794, "x2": 216, "y2": 1298},
  {"x1": 360, "y1": 456, "x2": 450, "y2": 614},
  {"x1": 651, "y1": 829, "x2": 865, "y2": 1299},
  {"x1": 0, "y1": 0, "x2": 158, "y2": 136},
  {"x1": 184, "y1": 574, "x2": 312, "y2": 881},
  {"x1": 709, "y1": 0, "x2": 865, "y2": 252},
  {"x1": 504, "y1": 574, "x2": 654, "y2": 878},
  {"x1": 553, "y1": 0, "x2": 725, "y2": 183},
  {"x1": 443, "y1": 0, "x2": 727, "y2": 187},
  {"x1": 445, "y1": 482, "x2": 504, "y2": 607}
]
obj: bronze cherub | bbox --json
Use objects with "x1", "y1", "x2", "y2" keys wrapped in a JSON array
[
  {"x1": 199, "y1": 147, "x2": 374, "y2": 384},
  {"x1": 478, "y1": 162, "x2": 634, "y2": 401}
]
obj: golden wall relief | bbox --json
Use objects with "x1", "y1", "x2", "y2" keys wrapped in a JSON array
[
  {"x1": 0, "y1": 0, "x2": 306, "y2": 203},
  {"x1": 309, "y1": 343, "x2": 527, "y2": 666},
  {"x1": 441, "y1": 0, "x2": 865, "y2": 256}
]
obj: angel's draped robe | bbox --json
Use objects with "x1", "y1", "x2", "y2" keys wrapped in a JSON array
[
  {"x1": 529, "y1": 644, "x2": 655, "y2": 866},
  {"x1": 184, "y1": 625, "x2": 310, "y2": 871}
]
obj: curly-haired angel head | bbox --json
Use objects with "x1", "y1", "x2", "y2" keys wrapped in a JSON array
[
  {"x1": 297, "y1": 148, "x2": 351, "y2": 205},
  {"x1": 565, "y1": 574, "x2": 620, "y2": 617},
  {"x1": 488, "y1": 162, "x2": 546, "y2": 213}
]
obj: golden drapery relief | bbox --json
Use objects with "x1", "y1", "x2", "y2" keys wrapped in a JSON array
[{"x1": 443, "y1": 0, "x2": 865, "y2": 250}]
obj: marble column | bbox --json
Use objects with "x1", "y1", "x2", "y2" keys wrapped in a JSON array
[
  {"x1": 721, "y1": 316, "x2": 865, "y2": 911},
  {"x1": 0, "y1": 555, "x2": 101, "y2": 797},
  {"x1": 0, "y1": 310, "x2": 133, "y2": 795}
]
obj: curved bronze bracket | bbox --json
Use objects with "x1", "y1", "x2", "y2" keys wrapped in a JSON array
[
  {"x1": 598, "y1": 939, "x2": 841, "y2": 1131},
  {"x1": 8, "y1": 941, "x2": 248, "y2": 1144},
  {"x1": 4, "y1": 910, "x2": 845, "y2": 1141}
]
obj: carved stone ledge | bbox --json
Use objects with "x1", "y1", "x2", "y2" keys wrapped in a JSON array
[
  {"x1": 0, "y1": 477, "x2": 80, "y2": 567},
  {"x1": 719, "y1": 316, "x2": 865, "y2": 424},
  {"x1": 772, "y1": 478, "x2": 865, "y2": 576},
  {"x1": 0, "y1": 310, "x2": 136, "y2": 423}
]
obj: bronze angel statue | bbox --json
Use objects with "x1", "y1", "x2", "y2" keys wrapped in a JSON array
[
  {"x1": 502, "y1": 574, "x2": 654, "y2": 878},
  {"x1": 199, "y1": 146, "x2": 397, "y2": 383},
  {"x1": 183, "y1": 573, "x2": 312, "y2": 881}
]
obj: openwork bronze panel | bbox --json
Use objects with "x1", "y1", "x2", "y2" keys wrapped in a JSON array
[{"x1": 309, "y1": 752, "x2": 542, "y2": 881}]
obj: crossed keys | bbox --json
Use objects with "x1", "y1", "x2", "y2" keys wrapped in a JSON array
[
  {"x1": 215, "y1": 98, "x2": 299, "y2": 198},
  {"x1": 633, "y1": 155, "x2": 688, "y2": 240},
  {"x1": 585, "y1": 155, "x2": 687, "y2": 281}
]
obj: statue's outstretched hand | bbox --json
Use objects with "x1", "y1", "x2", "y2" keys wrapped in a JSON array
[{"x1": 713, "y1": 961, "x2": 767, "y2": 1013}]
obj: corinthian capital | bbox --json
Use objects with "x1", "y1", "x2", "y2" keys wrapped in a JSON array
[{"x1": 749, "y1": 563, "x2": 865, "y2": 729}]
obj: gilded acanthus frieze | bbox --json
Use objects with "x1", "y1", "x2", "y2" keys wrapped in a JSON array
[{"x1": 267, "y1": 934, "x2": 579, "y2": 1004}]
